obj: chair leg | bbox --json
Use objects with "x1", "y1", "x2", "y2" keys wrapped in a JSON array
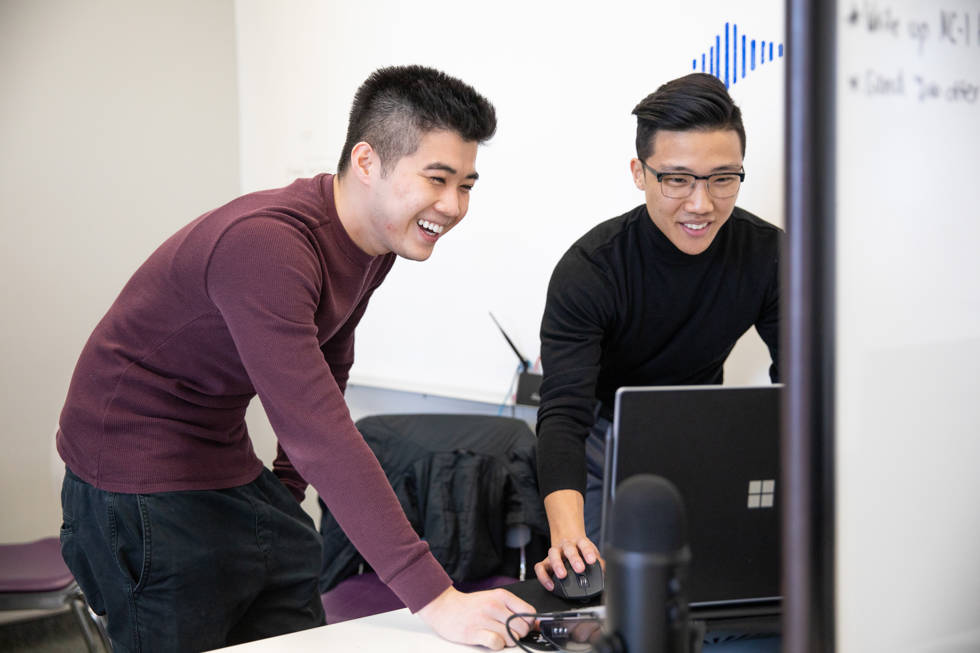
[
  {"x1": 69, "y1": 596, "x2": 110, "y2": 652},
  {"x1": 90, "y1": 605, "x2": 111, "y2": 651}
]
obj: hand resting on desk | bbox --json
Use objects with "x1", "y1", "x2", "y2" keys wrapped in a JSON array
[{"x1": 417, "y1": 585, "x2": 536, "y2": 650}]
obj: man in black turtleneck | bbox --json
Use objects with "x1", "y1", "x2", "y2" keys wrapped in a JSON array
[{"x1": 533, "y1": 73, "x2": 781, "y2": 591}]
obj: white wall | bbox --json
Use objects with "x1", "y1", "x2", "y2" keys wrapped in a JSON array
[{"x1": 0, "y1": 0, "x2": 240, "y2": 541}]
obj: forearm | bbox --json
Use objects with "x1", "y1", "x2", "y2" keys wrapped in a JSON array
[{"x1": 543, "y1": 489, "x2": 587, "y2": 545}]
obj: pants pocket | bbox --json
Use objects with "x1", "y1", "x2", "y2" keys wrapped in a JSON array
[
  {"x1": 59, "y1": 506, "x2": 105, "y2": 614},
  {"x1": 109, "y1": 493, "x2": 151, "y2": 593}
]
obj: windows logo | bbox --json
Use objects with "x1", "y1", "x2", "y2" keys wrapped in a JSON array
[{"x1": 747, "y1": 479, "x2": 776, "y2": 509}]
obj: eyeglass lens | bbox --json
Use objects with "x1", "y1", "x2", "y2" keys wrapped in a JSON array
[{"x1": 659, "y1": 173, "x2": 741, "y2": 199}]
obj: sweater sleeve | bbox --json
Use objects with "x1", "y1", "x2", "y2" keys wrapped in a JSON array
[
  {"x1": 536, "y1": 247, "x2": 615, "y2": 498},
  {"x1": 206, "y1": 217, "x2": 450, "y2": 611},
  {"x1": 272, "y1": 277, "x2": 383, "y2": 501},
  {"x1": 755, "y1": 242, "x2": 781, "y2": 383}
]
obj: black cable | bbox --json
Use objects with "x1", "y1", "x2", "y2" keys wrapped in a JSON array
[
  {"x1": 506, "y1": 612, "x2": 543, "y2": 652},
  {"x1": 506, "y1": 610, "x2": 624, "y2": 653}
]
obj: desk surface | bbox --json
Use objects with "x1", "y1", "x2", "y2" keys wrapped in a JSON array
[
  {"x1": 211, "y1": 609, "x2": 479, "y2": 652},
  {"x1": 209, "y1": 605, "x2": 781, "y2": 653},
  {"x1": 210, "y1": 579, "x2": 590, "y2": 652},
  {"x1": 210, "y1": 579, "x2": 779, "y2": 652}
]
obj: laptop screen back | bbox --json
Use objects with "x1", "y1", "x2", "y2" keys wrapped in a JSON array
[{"x1": 602, "y1": 385, "x2": 782, "y2": 607}]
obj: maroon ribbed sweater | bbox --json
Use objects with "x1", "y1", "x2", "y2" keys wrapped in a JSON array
[{"x1": 57, "y1": 174, "x2": 451, "y2": 610}]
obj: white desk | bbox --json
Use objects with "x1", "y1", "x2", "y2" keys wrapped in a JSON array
[
  {"x1": 211, "y1": 609, "x2": 481, "y2": 652},
  {"x1": 210, "y1": 607, "x2": 781, "y2": 652},
  {"x1": 209, "y1": 609, "x2": 781, "y2": 652}
]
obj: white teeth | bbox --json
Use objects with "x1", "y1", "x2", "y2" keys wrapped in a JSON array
[
  {"x1": 417, "y1": 219, "x2": 444, "y2": 234},
  {"x1": 684, "y1": 222, "x2": 708, "y2": 231}
]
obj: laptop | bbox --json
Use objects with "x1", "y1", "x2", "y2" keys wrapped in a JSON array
[{"x1": 601, "y1": 385, "x2": 783, "y2": 619}]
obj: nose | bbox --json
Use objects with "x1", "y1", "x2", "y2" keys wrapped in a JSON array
[
  {"x1": 684, "y1": 179, "x2": 714, "y2": 214},
  {"x1": 435, "y1": 187, "x2": 464, "y2": 220}
]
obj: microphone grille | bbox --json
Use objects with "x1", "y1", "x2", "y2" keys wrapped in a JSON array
[{"x1": 610, "y1": 474, "x2": 687, "y2": 553}]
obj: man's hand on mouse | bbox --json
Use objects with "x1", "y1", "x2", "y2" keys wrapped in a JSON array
[
  {"x1": 536, "y1": 489, "x2": 604, "y2": 590},
  {"x1": 534, "y1": 535, "x2": 604, "y2": 591}
]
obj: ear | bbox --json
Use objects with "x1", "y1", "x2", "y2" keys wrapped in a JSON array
[
  {"x1": 349, "y1": 141, "x2": 378, "y2": 185},
  {"x1": 630, "y1": 158, "x2": 647, "y2": 191}
]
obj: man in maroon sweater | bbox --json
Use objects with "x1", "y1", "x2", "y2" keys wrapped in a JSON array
[{"x1": 57, "y1": 65, "x2": 534, "y2": 651}]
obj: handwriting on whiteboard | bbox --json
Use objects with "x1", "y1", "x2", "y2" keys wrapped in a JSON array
[
  {"x1": 847, "y1": 3, "x2": 979, "y2": 53},
  {"x1": 844, "y1": 3, "x2": 979, "y2": 104}
]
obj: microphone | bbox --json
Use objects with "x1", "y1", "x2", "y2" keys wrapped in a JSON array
[{"x1": 603, "y1": 474, "x2": 692, "y2": 653}]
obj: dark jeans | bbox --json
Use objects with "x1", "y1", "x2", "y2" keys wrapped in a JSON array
[{"x1": 59, "y1": 467, "x2": 325, "y2": 652}]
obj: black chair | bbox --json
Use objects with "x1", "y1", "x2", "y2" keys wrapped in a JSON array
[{"x1": 318, "y1": 413, "x2": 548, "y2": 622}]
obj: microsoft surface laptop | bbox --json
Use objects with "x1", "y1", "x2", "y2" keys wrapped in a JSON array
[{"x1": 602, "y1": 385, "x2": 782, "y2": 617}]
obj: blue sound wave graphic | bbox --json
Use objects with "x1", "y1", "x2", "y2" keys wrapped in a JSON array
[{"x1": 692, "y1": 22, "x2": 784, "y2": 88}]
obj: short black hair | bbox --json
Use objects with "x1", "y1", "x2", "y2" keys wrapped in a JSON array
[
  {"x1": 632, "y1": 73, "x2": 746, "y2": 161},
  {"x1": 337, "y1": 65, "x2": 497, "y2": 175}
]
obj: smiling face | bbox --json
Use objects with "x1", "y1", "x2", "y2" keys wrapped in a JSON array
[
  {"x1": 362, "y1": 129, "x2": 480, "y2": 261},
  {"x1": 630, "y1": 129, "x2": 743, "y2": 255}
]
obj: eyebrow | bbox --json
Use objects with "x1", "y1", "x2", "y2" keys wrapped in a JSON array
[
  {"x1": 657, "y1": 163, "x2": 742, "y2": 174},
  {"x1": 423, "y1": 162, "x2": 479, "y2": 181}
]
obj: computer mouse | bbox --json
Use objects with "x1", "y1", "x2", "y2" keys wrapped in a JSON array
[{"x1": 550, "y1": 558, "x2": 603, "y2": 601}]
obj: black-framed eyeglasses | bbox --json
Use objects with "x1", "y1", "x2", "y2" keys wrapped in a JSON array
[{"x1": 640, "y1": 160, "x2": 745, "y2": 199}]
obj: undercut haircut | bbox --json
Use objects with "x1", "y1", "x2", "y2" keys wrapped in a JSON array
[
  {"x1": 337, "y1": 65, "x2": 497, "y2": 175},
  {"x1": 632, "y1": 73, "x2": 746, "y2": 161}
]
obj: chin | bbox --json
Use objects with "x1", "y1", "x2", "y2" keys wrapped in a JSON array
[
  {"x1": 397, "y1": 245, "x2": 435, "y2": 262},
  {"x1": 681, "y1": 242, "x2": 713, "y2": 256}
]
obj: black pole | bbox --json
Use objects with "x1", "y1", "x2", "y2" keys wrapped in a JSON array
[{"x1": 783, "y1": 0, "x2": 836, "y2": 651}]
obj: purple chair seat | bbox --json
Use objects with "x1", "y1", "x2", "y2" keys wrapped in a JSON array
[
  {"x1": 321, "y1": 572, "x2": 518, "y2": 624},
  {"x1": 0, "y1": 536, "x2": 110, "y2": 652},
  {"x1": 0, "y1": 537, "x2": 74, "y2": 593}
]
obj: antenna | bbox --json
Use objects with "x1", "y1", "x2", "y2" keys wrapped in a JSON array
[{"x1": 489, "y1": 312, "x2": 529, "y2": 373}]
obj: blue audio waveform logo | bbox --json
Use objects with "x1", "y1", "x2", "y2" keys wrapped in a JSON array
[{"x1": 692, "y1": 22, "x2": 784, "y2": 88}]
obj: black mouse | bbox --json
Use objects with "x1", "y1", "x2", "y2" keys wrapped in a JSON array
[{"x1": 550, "y1": 558, "x2": 603, "y2": 601}]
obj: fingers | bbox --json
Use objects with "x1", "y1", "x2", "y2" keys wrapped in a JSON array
[
  {"x1": 499, "y1": 588, "x2": 536, "y2": 616},
  {"x1": 501, "y1": 613, "x2": 533, "y2": 643},
  {"x1": 473, "y1": 629, "x2": 506, "y2": 650},
  {"x1": 534, "y1": 559, "x2": 555, "y2": 590},
  {"x1": 474, "y1": 590, "x2": 533, "y2": 647},
  {"x1": 560, "y1": 541, "x2": 585, "y2": 573},
  {"x1": 576, "y1": 537, "x2": 601, "y2": 566},
  {"x1": 536, "y1": 535, "x2": 604, "y2": 589},
  {"x1": 563, "y1": 536, "x2": 602, "y2": 571}
]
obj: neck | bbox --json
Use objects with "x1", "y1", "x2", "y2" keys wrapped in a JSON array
[{"x1": 333, "y1": 172, "x2": 382, "y2": 256}]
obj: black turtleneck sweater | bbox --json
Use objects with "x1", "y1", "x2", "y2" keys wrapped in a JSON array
[{"x1": 536, "y1": 204, "x2": 781, "y2": 497}]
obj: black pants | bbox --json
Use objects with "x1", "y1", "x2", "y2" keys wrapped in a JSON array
[{"x1": 59, "y1": 467, "x2": 325, "y2": 652}]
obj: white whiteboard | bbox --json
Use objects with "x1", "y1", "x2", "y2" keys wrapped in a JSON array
[
  {"x1": 236, "y1": 0, "x2": 786, "y2": 402},
  {"x1": 833, "y1": 1, "x2": 980, "y2": 650}
]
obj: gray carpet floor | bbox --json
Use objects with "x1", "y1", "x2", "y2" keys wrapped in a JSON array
[{"x1": 0, "y1": 611, "x2": 104, "y2": 652}]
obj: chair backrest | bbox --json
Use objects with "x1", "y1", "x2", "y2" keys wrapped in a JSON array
[{"x1": 318, "y1": 414, "x2": 547, "y2": 592}]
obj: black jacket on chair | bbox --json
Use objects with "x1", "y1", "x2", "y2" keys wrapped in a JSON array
[{"x1": 318, "y1": 414, "x2": 548, "y2": 592}]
